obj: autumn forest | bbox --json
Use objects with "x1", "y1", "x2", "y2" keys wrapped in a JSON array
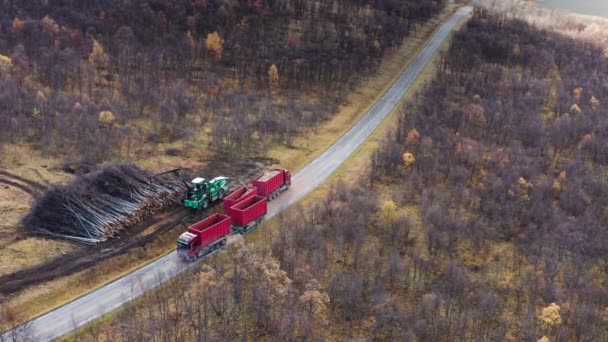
[
  {"x1": 0, "y1": 0, "x2": 607, "y2": 341},
  {"x1": 0, "y1": 0, "x2": 445, "y2": 159}
]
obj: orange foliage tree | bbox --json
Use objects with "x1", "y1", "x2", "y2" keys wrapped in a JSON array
[{"x1": 206, "y1": 31, "x2": 224, "y2": 60}]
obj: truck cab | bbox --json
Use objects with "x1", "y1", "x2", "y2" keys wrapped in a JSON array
[
  {"x1": 177, "y1": 213, "x2": 231, "y2": 262},
  {"x1": 177, "y1": 231, "x2": 199, "y2": 261}
]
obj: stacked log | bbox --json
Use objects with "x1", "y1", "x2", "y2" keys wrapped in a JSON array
[{"x1": 22, "y1": 164, "x2": 185, "y2": 243}]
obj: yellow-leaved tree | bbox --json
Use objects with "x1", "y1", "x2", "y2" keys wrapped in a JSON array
[
  {"x1": 402, "y1": 152, "x2": 415, "y2": 167},
  {"x1": 98, "y1": 111, "x2": 115, "y2": 124},
  {"x1": 268, "y1": 64, "x2": 279, "y2": 93},
  {"x1": 381, "y1": 200, "x2": 397, "y2": 223},
  {"x1": 0, "y1": 55, "x2": 13, "y2": 73},
  {"x1": 41, "y1": 15, "x2": 60, "y2": 34},
  {"x1": 89, "y1": 39, "x2": 108, "y2": 68},
  {"x1": 206, "y1": 31, "x2": 224, "y2": 60},
  {"x1": 89, "y1": 39, "x2": 108, "y2": 86},
  {"x1": 570, "y1": 104, "x2": 582, "y2": 114},
  {"x1": 299, "y1": 279, "x2": 330, "y2": 325},
  {"x1": 538, "y1": 303, "x2": 562, "y2": 326}
]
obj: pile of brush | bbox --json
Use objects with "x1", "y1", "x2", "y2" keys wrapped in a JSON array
[{"x1": 22, "y1": 164, "x2": 185, "y2": 243}]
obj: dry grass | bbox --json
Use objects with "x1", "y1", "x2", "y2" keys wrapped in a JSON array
[
  {"x1": 0, "y1": 145, "x2": 77, "y2": 276},
  {"x1": 134, "y1": 128, "x2": 213, "y2": 174},
  {"x1": 0, "y1": 185, "x2": 30, "y2": 231},
  {"x1": 0, "y1": 144, "x2": 72, "y2": 183},
  {"x1": 0, "y1": 238, "x2": 76, "y2": 276}
]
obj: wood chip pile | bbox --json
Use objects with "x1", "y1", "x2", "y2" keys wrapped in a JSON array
[
  {"x1": 257, "y1": 170, "x2": 280, "y2": 182},
  {"x1": 22, "y1": 164, "x2": 185, "y2": 243}
]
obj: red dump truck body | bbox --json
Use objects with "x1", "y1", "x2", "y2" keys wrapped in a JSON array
[
  {"x1": 230, "y1": 195, "x2": 267, "y2": 227},
  {"x1": 187, "y1": 213, "x2": 231, "y2": 248},
  {"x1": 252, "y1": 169, "x2": 291, "y2": 198},
  {"x1": 178, "y1": 213, "x2": 231, "y2": 261},
  {"x1": 223, "y1": 186, "x2": 257, "y2": 217}
]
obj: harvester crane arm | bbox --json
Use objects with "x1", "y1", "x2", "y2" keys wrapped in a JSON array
[{"x1": 148, "y1": 168, "x2": 190, "y2": 189}]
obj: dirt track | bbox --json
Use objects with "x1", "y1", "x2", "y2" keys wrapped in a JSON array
[
  {"x1": 0, "y1": 156, "x2": 271, "y2": 296},
  {"x1": 0, "y1": 171, "x2": 47, "y2": 193},
  {"x1": 0, "y1": 179, "x2": 36, "y2": 196}
]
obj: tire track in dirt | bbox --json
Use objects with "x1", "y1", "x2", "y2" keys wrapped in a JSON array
[
  {"x1": 0, "y1": 207, "x2": 193, "y2": 295},
  {"x1": 0, "y1": 178, "x2": 36, "y2": 196},
  {"x1": 0, "y1": 171, "x2": 47, "y2": 192}
]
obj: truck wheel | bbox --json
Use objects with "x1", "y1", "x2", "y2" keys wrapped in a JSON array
[
  {"x1": 286, "y1": 181, "x2": 291, "y2": 189},
  {"x1": 218, "y1": 189, "x2": 225, "y2": 200},
  {"x1": 202, "y1": 198, "x2": 210, "y2": 209}
]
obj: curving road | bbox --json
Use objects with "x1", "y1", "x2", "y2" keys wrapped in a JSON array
[{"x1": 3, "y1": 5, "x2": 472, "y2": 341}]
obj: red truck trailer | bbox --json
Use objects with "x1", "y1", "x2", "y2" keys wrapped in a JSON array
[
  {"x1": 230, "y1": 195, "x2": 267, "y2": 234},
  {"x1": 177, "y1": 213, "x2": 231, "y2": 261},
  {"x1": 223, "y1": 186, "x2": 258, "y2": 217},
  {"x1": 252, "y1": 169, "x2": 291, "y2": 200}
]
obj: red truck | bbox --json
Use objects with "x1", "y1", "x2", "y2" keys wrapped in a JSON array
[
  {"x1": 229, "y1": 195, "x2": 267, "y2": 234},
  {"x1": 252, "y1": 169, "x2": 291, "y2": 200},
  {"x1": 177, "y1": 168, "x2": 291, "y2": 261},
  {"x1": 177, "y1": 213, "x2": 231, "y2": 261},
  {"x1": 223, "y1": 186, "x2": 258, "y2": 217}
]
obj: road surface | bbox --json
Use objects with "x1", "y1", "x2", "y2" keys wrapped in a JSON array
[{"x1": 3, "y1": 5, "x2": 472, "y2": 341}]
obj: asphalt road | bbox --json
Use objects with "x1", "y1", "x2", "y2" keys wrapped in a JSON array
[{"x1": 3, "y1": 5, "x2": 472, "y2": 341}]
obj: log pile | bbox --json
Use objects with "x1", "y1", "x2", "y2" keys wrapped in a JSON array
[{"x1": 22, "y1": 164, "x2": 185, "y2": 243}]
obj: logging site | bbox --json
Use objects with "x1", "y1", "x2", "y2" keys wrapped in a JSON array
[{"x1": 1, "y1": 0, "x2": 608, "y2": 341}]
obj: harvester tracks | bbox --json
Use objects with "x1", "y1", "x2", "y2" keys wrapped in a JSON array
[
  {"x1": 0, "y1": 171, "x2": 47, "y2": 192},
  {"x1": 0, "y1": 207, "x2": 194, "y2": 295},
  {"x1": 0, "y1": 178, "x2": 36, "y2": 196}
]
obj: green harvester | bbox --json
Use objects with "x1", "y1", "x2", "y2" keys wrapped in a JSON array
[{"x1": 184, "y1": 176, "x2": 233, "y2": 210}]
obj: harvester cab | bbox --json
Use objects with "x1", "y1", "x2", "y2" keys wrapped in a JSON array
[{"x1": 183, "y1": 176, "x2": 233, "y2": 210}]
